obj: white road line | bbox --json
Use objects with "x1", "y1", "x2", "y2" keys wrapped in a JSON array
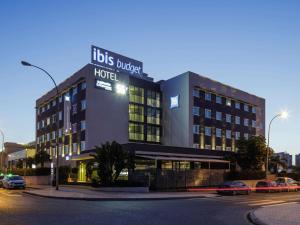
[
  {"x1": 236, "y1": 199, "x2": 278, "y2": 204},
  {"x1": 249, "y1": 200, "x2": 285, "y2": 206},
  {"x1": 261, "y1": 202, "x2": 298, "y2": 208},
  {"x1": 0, "y1": 192, "x2": 22, "y2": 197}
]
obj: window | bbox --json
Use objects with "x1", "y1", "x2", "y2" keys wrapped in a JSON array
[
  {"x1": 42, "y1": 106, "x2": 45, "y2": 113},
  {"x1": 216, "y1": 146, "x2": 222, "y2": 150},
  {"x1": 226, "y1": 114, "x2": 231, "y2": 123},
  {"x1": 147, "y1": 108, "x2": 160, "y2": 125},
  {"x1": 129, "y1": 104, "x2": 144, "y2": 122},
  {"x1": 47, "y1": 133, "x2": 50, "y2": 141},
  {"x1": 205, "y1": 145, "x2": 212, "y2": 150},
  {"x1": 129, "y1": 123, "x2": 144, "y2": 141},
  {"x1": 80, "y1": 141, "x2": 86, "y2": 151},
  {"x1": 72, "y1": 123, "x2": 77, "y2": 133},
  {"x1": 72, "y1": 143, "x2": 77, "y2": 153},
  {"x1": 81, "y1": 82, "x2": 87, "y2": 90},
  {"x1": 216, "y1": 128, "x2": 222, "y2": 138},
  {"x1": 244, "y1": 118, "x2": 249, "y2": 126},
  {"x1": 81, "y1": 100, "x2": 86, "y2": 110},
  {"x1": 216, "y1": 111, "x2": 222, "y2": 121},
  {"x1": 193, "y1": 143, "x2": 200, "y2": 149},
  {"x1": 47, "y1": 103, "x2": 50, "y2": 110},
  {"x1": 58, "y1": 145, "x2": 62, "y2": 156},
  {"x1": 244, "y1": 133, "x2": 249, "y2": 140},
  {"x1": 80, "y1": 121, "x2": 86, "y2": 131},
  {"x1": 235, "y1": 116, "x2": 240, "y2": 125},
  {"x1": 46, "y1": 117, "x2": 51, "y2": 126},
  {"x1": 235, "y1": 102, "x2": 240, "y2": 109},
  {"x1": 37, "y1": 122, "x2": 40, "y2": 130},
  {"x1": 129, "y1": 86, "x2": 144, "y2": 104},
  {"x1": 52, "y1": 131, "x2": 56, "y2": 140},
  {"x1": 193, "y1": 125, "x2": 200, "y2": 134},
  {"x1": 52, "y1": 100, "x2": 56, "y2": 107},
  {"x1": 72, "y1": 87, "x2": 77, "y2": 96},
  {"x1": 146, "y1": 126, "x2": 160, "y2": 142},
  {"x1": 59, "y1": 96, "x2": 63, "y2": 103},
  {"x1": 72, "y1": 104, "x2": 77, "y2": 115},
  {"x1": 58, "y1": 129, "x2": 62, "y2": 138},
  {"x1": 59, "y1": 111, "x2": 62, "y2": 120},
  {"x1": 235, "y1": 132, "x2": 240, "y2": 140},
  {"x1": 252, "y1": 120, "x2": 256, "y2": 128},
  {"x1": 216, "y1": 96, "x2": 222, "y2": 104},
  {"x1": 226, "y1": 99, "x2": 231, "y2": 106},
  {"x1": 205, "y1": 92, "x2": 211, "y2": 101},
  {"x1": 65, "y1": 145, "x2": 70, "y2": 155},
  {"x1": 205, "y1": 127, "x2": 211, "y2": 136},
  {"x1": 252, "y1": 106, "x2": 256, "y2": 114},
  {"x1": 226, "y1": 147, "x2": 232, "y2": 151},
  {"x1": 192, "y1": 106, "x2": 200, "y2": 116},
  {"x1": 147, "y1": 90, "x2": 160, "y2": 107},
  {"x1": 205, "y1": 109, "x2": 212, "y2": 119},
  {"x1": 193, "y1": 89, "x2": 199, "y2": 98},
  {"x1": 226, "y1": 130, "x2": 231, "y2": 139},
  {"x1": 52, "y1": 114, "x2": 56, "y2": 124},
  {"x1": 244, "y1": 104, "x2": 249, "y2": 112}
]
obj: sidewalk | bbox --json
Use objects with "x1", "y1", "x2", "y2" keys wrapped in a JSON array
[
  {"x1": 249, "y1": 202, "x2": 300, "y2": 225},
  {"x1": 24, "y1": 185, "x2": 218, "y2": 201}
]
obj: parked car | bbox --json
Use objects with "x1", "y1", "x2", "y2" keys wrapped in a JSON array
[
  {"x1": 217, "y1": 181, "x2": 251, "y2": 195},
  {"x1": 256, "y1": 180, "x2": 281, "y2": 193},
  {"x1": 2, "y1": 175, "x2": 26, "y2": 189},
  {"x1": 0, "y1": 175, "x2": 5, "y2": 187},
  {"x1": 275, "y1": 177, "x2": 298, "y2": 192}
]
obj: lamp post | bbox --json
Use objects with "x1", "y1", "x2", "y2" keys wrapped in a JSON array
[
  {"x1": 21, "y1": 61, "x2": 60, "y2": 190},
  {"x1": 0, "y1": 129, "x2": 4, "y2": 172},
  {"x1": 265, "y1": 110, "x2": 288, "y2": 178}
]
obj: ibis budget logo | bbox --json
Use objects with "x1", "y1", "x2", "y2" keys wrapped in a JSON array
[{"x1": 91, "y1": 45, "x2": 143, "y2": 76}]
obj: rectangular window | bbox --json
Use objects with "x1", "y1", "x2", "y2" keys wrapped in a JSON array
[
  {"x1": 72, "y1": 143, "x2": 77, "y2": 153},
  {"x1": 205, "y1": 127, "x2": 211, "y2": 136},
  {"x1": 226, "y1": 130, "x2": 231, "y2": 139},
  {"x1": 205, "y1": 109, "x2": 212, "y2": 119},
  {"x1": 205, "y1": 92, "x2": 211, "y2": 101},
  {"x1": 129, "y1": 104, "x2": 144, "y2": 122},
  {"x1": 81, "y1": 121, "x2": 86, "y2": 131},
  {"x1": 129, "y1": 85, "x2": 144, "y2": 104},
  {"x1": 216, "y1": 128, "x2": 222, "y2": 138},
  {"x1": 72, "y1": 87, "x2": 77, "y2": 96},
  {"x1": 235, "y1": 102, "x2": 240, "y2": 109},
  {"x1": 146, "y1": 126, "x2": 160, "y2": 142},
  {"x1": 193, "y1": 89, "x2": 199, "y2": 98},
  {"x1": 81, "y1": 100, "x2": 86, "y2": 110},
  {"x1": 47, "y1": 117, "x2": 51, "y2": 126},
  {"x1": 47, "y1": 133, "x2": 50, "y2": 141},
  {"x1": 252, "y1": 106, "x2": 256, "y2": 114},
  {"x1": 226, "y1": 114, "x2": 231, "y2": 123},
  {"x1": 244, "y1": 118, "x2": 249, "y2": 126},
  {"x1": 216, "y1": 146, "x2": 222, "y2": 150},
  {"x1": 52, "y1": 100, "x2": 56, "y2": 107},
  {"x1": 193, "y1": 125, "x2": 200, "y2": 134},
  {"x1": 58, "y1": 129, "x2": 62, "y2": 138},
  {"x1": 235, "y1": 132, "x2": 240, "y2": 140},
  {"x1": 147, "y1": 90, "x2": 160, "y2": 107},
  {"x1": 81, "y1": 82, "x2": 87, "y2": 90},
  {"x1": 235, "y1": 116, "x2": 240, "y2": 125},
  {"x1": 226, "y1": 99, "x2": 231, "y2": 106},
  {"x1": 72, "y1": 104, "x2": 77, "y2": 115},
  {"x1": 244, "y1": 133, "x2": 249, "y2": 140},
  {"x1": 147, "y1": 108, "x2": 160, "y2": 125},
  {"x1": 205, "y1": 145, "x2": 212, "y2": 150},
  {"x1": 47, "y1": 103, "x2": 50, "y2": 110},
  {"x1": 129, "y1": 123, "x2": 144, "y2": 141},
  {"x1": 216, "y1": 111, "x2": 222, "y2": 121},
  {"x1": 65, "y1": 145, "x2": 70, "y2": 155},
  {"x1": 80, "y1": 141, "x2": 86, "y2": 151},
  {"x1": 216, "y1": 96, "x2": 222, "y2": 104},
  {"x1": 252, "y1": 120, "x2": 256, "y2": 128},
  {"x1": 59, "y1": 111, "x2": 62, "y2": 120},
  {"x1": 244, "y1": 104, "x2": 249, "y2": 112},
  {"x1": 226, "y1": 147, "x2": 232, "y2": 151},
  {"x1": 52, "y1": 131, "x2": 56, "y2": 140},
  {"x1": 192, "y1": 106, "x2": 200, "y2": 116},
  {"x1": 72, "y1": 123, "x2": 77, "y2": 133},
  {"x1": 59, "y1": 96, "x2": 63, "y2": 103}
]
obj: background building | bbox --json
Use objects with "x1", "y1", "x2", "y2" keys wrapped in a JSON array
[
  {"x1": 295, "y1": 153, "x2": 300, "y2": 167},
  {"x1": 275, "y1": 152, "x2": 293, "y2": 168}
]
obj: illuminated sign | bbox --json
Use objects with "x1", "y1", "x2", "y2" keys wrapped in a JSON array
[
  {"x1": 170, "y1": 95, "x2": 179, "y2": 109},
  {"x1": 91, "y1": 45, "x2": 143, "y2": 76},
  {"x1": 96, "y1": 80, "x2": 112, "y2": 91},
  {"x1": 94, "y1": 67, "x2": 118, "y2": 81}
]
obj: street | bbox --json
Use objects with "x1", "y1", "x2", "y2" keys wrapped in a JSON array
[{"x1": 1, "y1": 189, "x2": 300, "y2": 225}]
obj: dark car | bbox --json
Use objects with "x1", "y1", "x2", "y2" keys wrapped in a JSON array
[
  {"x1": 217, "y1": 181, "x2": 251, "y2": 195},
  {"x1": 275, "y1": 177, "x2": 298, "y2": 192},
  {"x1": 256, "y1": 180, "x2": 281, "y2": 193},
  {"x1": 2, "y1": 175, "x2": 26, "y2": 189}
]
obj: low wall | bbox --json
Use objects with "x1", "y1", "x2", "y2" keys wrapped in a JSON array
[
  {"x1": 96, "y1": 187, "x2": 149, "y2": 193},
  {"x1": 24, "y1": 176, "x2": 51, "y2": 186}
]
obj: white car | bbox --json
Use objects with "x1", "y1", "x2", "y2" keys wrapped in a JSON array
[{"x1": 2, "y1": 175, "x2": 26, "y2": 189}]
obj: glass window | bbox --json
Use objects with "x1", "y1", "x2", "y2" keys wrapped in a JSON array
[
  {"x1": 52, "y1": 100, "x2": 56, "y2": 107},
  {"x1": 59, "y1": 96, "x2": 63, "y2": 103},
  {"x1": 72, "y1": 123, "x2": 77, "y2": 133},
  {"x1": 235, "y1": 132, "x2": 240, "y2": 140},
  {"x1": 216, "y1": 96, "x2": 222, "y2": 104},
  {"x1": 252, "y1": 106, "x2": 256, "y2": 114},
  {"x1": 193, "y1": 89, "x2": 199, "y2": 98},
  {"x1": 252, "y1": 120, "x2": 256, "y2": 128},
  {"x1": 244, "y1": 118, "x2": 249, "y2": 126},
  {"x1": 244, "y1": 104, "x2": 249, "y2": 112},
  {"x1": 129, "y1": 123, "x2": 144, "y2": 141},
  {"x1": 146, "y1": 126, "x2": 160, "y2": 142},
  {"x1": 72, "y1": 104, "x2": 77, "y2": 115},
  {"x1": 81, "y1": 100, "x2": 86, "y2": 110},
  {"x1": 216, "y1": 111, "x2": 222, "y2": 121},
  {"x1": 129, "y1": 86, "x2": 144, "y2": 104},
  {"x1": 129, "y1": 104, "x2": 144, "y2": 122},
  {"x1": 46, "y1": 117, "x2": 51, "y2": 125},
  {"x1": 205, "y1": 127, "x2": 211, "y2": 136},
  {"x1": 58, "y1": 129, "x2": 62, "y2": 138},
  {"x1": 244, "y1": 133, "x2": 249, "y2": 140},
  {"x1": 205, "y1": 92, "x2": 211, "y2": 101},
  {"x1": 235, "y1": 116, "x2": 240, "y2": 125},
  {"x1": 226, "y1": 99, "x2": 231, "y2": 106},
  {"x1": 59, "y1": 111, "x2": 62, "y2": 120},
  {"x1": 216, "y1": 128, "x2": 222, "y2": 138},
  {"x1": 193, "y1": 106, "x2": 200, "y2": 116},
  {"x1": 226, "y1": 147, "x2": 232, "y2": 151},
  {"x1": 147, "y1": 90, "x2": 160, "y2": 107},
  {"x1": 226, "y1": 130, "x2": 231, "y2": 139},
  {"x1": 205, "y1": 109, "x2": 212, "y2": 119},
  {"x1": 235, "y1": 102, "x2": 240, "y2": 109},
  {"x1": 226, "y1": 114, "x2": 231, "y2": 123},
  {"x1": 80, "y1": 141, "x2": 86, "y2": 151},
  {"x1": 81, "y1": 121, "x2": 86, "y2": 131},
  {"x1": 193, "y1": 125, "x2": 200, "y2": 134},
  {"x1": 81, "y1": 82, "x2": 87, "y2": 90},
  {"x1": 147, "y1": 108, "x2": 160, "y2": 125},
  {"x1": 52, "y1": 131, "x2": 56, "y2": 140},
  {"x1": 72, "y1": 143, "x2": 77, "y2": 153},
  {"x1": 72, "y1": 87, "x2": 77, "y2": 96}
]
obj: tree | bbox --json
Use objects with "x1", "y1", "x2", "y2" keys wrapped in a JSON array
[
  {"x1": 34, "y1": 150, "x2": 50, "y2": 168},
  {"x1": 16, "y1": 159, "x2": 23, "y2": 168},
  {"x1": 90, "y1": 141, "x2": 134, "y2": 185},
  {"x1": 236, "y1": 135, "x2": 267, "y2": 171},
  {"x1": 25, "y1": 157, "x2": 35, "y2": 168},
  {"x1": 269, "y1": 154, "x2": 287, "y2": 174}
]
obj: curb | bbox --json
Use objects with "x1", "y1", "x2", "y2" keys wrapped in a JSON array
[
  {"x1": 23, "y1": 191, "x2": 211, "y2": 201},
  {"x1": 247, "y1": 211, "x2": 268, "y2": 225}
]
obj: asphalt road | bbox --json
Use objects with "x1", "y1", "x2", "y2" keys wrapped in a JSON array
[{"x1": 1, "y1": 189, "x2": 300, "y2": 225}]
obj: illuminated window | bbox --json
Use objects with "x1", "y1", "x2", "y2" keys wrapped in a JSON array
[
  {"x1": 216, "y1": 128, "x2": 222, "y2": 138},
  {"x1": 129, "y1": 86, "x2": 144, "y2": 104},
  {"x1": 193, "y1": 125, "x2": 200, "y2": 134},
  {"x1": 244, "y1": 118, "x2": 249, "y2": 126},
  {"x1": 147, "y1": 126, "x2": 160, "y2": 142},
  {"x1": 216, "y1": 96, "x2": 222, "y2": 104},
  {"x1": 244, "y1": 104, "x2": 249, "y2": 112},
  {"x1": 235, "y1": 132, "x2": 240, "y2": 140},
  {"x1": 226, "y1": 99, "x2": 231, "y2": 106},
  {"x1": 235, "y1": 102, "x2": 240, "y2": 109},
  {"x1": 129, "y1": 104, "x2": 144, "y2": 122},
  {"x1": 147, "y1": 108, "x2": 160, "y2": 125},
  {"x1": 244, "y1": 133, "x2": 249, "y2": 140},
  {"x1": 205, "y1": 92, "x2": 211, "y2": 101},
  {"x1": 147, "y1": 90, "x2": 160, "y2": 107},
  {"x1": 129, "y1": 123, "x2": 144, "y2": 141},
  {"x1": 193, "y1": 106, "x2": 200, "y2": 116},
  {"x1": 205, "y1": 127, "x2": 212, "y2": 136},
  {"x1": 226, "y1": 130, "x2": 231, "y2": 139},
  {"x1": 205, "y1": 109, "x2": 212, "y2": 119},
  {"x1": 252, "y1": 106, "x2": 256, "y2": 114},
  {"x1": 80, "y1": 141, "x2": 86, "y2": 151},
  {"x1": 216, "y1": 111, "x2": 222, "y2": 121},
  {"x1": 252, "y1": 120, "x2": 256, "y2": 128},
  {"x1": 226, "y1": 114, "x2": 231, "y2": 123},
  {"x1": 235, "y1": 116, "x2": 240, "y2": 125},
  {"x1": 72, "y1": 143, "x2": 77, "y2": 153}
]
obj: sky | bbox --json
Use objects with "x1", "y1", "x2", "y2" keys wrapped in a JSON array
[{"x1": 0, "y1": 0, "x2": 299, "y2": 156}]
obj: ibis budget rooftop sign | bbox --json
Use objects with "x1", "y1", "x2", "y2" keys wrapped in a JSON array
[{"x1": 91, "y1": 45, "x2": 143, "y2": 76}]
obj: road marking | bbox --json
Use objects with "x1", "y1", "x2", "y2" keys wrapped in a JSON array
[
  {"x1": 249, "y1": 200, "x2": 285, "y2": 206},
  {"x1": 0, "y1": 192, "x2": 22, "y2": 197},
  {"x1": 261, "y1": 202, "x2": 298, "y2": 208},
  {"x1": 236, "y1": 199, "x2": 277, "y2": 204}
]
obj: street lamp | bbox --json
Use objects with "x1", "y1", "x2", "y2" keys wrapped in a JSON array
[
  {"x1": 21, "y1": 61, "x2": 60, "y2": 190},
  {"x1": 0, "y1": 129, "x2": 4, "y2": 172},
  {"x1": 265, "y1": 110, "x2": 289, "y2": 178}
]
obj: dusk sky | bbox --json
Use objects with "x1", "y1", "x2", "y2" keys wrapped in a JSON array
[{"x1": 0, "y1": 1, "x2": 299, "y2": 155}]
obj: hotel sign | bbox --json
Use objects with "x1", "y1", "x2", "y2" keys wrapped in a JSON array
[{"x1": 91, "y1": 45, "x2": 143, "y2": 76}]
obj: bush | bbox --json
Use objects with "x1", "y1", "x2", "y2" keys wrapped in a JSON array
[
  {"x1": 7, "y1": 168, "x2": 51, "y2": 176},
  {"x1": 226, "y1": 170, "x2": 265, "y2": 180}
]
